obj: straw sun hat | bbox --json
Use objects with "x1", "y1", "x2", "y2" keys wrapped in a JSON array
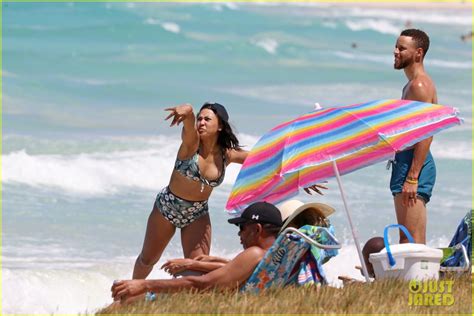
[{"x1": 278, "y1": 199, "x2": 335, "y2": 233}]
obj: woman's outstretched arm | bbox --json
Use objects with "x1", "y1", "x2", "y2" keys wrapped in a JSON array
[{"x1": 165, "y1": 104, "x2": 199, "y2": 159}]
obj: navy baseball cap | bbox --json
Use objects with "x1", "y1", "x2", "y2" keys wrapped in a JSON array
[{"x1": 228, "y1": 202, "x2": 283, "y2": 227}]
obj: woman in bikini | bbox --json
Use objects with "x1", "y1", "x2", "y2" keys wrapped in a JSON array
[{"x1": 132, "y1": 102, "x2": 248, "y2": 279}]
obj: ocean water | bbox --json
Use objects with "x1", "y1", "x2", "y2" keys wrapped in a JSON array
[{"x1": 2, "y1": 2, "x2": 472, "y2": 314}]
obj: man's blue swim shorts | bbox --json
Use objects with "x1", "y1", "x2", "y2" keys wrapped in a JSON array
[{"x1": 390, "y1": 149, "x2": 436, "y2": 204}]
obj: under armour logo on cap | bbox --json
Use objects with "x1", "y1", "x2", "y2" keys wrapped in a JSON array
[{"x1": 228, "y1": 202, "x2": 283, "y2": 227}]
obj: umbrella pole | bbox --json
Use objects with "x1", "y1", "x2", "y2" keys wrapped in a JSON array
[{"x1": 332, "y1": 160, "x2": 371, "y2": 283}]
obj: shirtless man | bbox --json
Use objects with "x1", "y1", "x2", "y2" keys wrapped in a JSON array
[
  {"x1": 111, "y1": 202, "x2": 282, "y2": 303},
  {"x1": 391, "y1": 29, "x2": 437, "y2": 244}
]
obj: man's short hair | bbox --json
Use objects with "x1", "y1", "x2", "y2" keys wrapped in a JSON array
[
  {"x1": 261, "y1": 223, "x2": 282, "y2": 236},
  {"x1": 401, "y1": 29, "x2": 430, "y2": 58}
]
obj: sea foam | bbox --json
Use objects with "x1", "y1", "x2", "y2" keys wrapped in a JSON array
[
  {"x1": 3, "y1": 149, "x2": 172, "y2": 195},
  {"x1": 2, "y1": 244, "x2": 239, "y2": 314},
  {"x1": 427, "y1": 59, "x2": 472, "y2": 70},
  {"x1": 334, "y1": 51, "x2": 471, "y2": 70},
  {"x1": 161, "y1": 22, "x2": 180, "y2": 34},
  {"x1": 252, "y1": 38, "x2": 279, "y2": 54},
  {"x1": 345, "y1": 19, "x2": 400, "y2": 36},
  {"x1": 144, "y1": 17, "x2": 160, "y2": 25},
  {"x1": 2, "y1": 264, "x2": 125, "y2": 314},
  {"x1": 333, "y1": 51, "x2": 393, "y2": 65},
  {"x1": 220, "y1": 84, "x2": 400, "y2": 107},
  {"x1": 431, "y1": 141, "x2": 472, "y2": 160},
  {"x1": 212, "y1": 2, "x2": 239, "y2": 11},
  {"x1": 2, "y1": 134, "x2": 258, "y2": 196},
  {"x1": 347, "y1": 7, "x2": 472, "y2": 26},
  {"x1": 3, "y1": 128, "x2": 470, "y2": 199}
]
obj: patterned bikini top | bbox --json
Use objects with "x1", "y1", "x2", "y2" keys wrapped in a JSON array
[{"x1": 174, "y1": 150, "x2": 226, "y2": 189}]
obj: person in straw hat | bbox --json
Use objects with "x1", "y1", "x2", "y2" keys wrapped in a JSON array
[{"x1": 278, "y1": 199, "x2": 335, "y2": 233}]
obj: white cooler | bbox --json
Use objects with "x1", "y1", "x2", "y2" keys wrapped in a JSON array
[{"x1": 369, "y1": 243, "x2": 443, "y2": 280}]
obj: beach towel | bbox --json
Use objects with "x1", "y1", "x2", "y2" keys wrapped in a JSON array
[
  {"x1": 288, "y1": 225, "x2": 338, "y2": 286},
  {"x1": 241, "y1": 224, "x2": 339, "y2": 292}
]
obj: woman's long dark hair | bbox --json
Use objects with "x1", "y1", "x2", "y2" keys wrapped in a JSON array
[{"x1": 199, "y1": 103, "x2": 242, "y2": 151}]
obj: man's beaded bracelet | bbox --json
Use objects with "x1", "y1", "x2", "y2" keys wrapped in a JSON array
[{"x1": 405, "y1": 178, "x2": 418, "y2": 185}]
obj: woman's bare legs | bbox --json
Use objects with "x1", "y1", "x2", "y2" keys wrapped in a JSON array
[
  {"x1": 181, "y1": 213, "x2": 212, "y2": 259},
  {"x1": 132, "y1": 204, "x2": 176, "y2": 279}
]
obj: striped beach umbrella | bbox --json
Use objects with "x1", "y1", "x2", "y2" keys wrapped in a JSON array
[{"x1": 226, "y1": 99, "x2": 462, "y2": 281}]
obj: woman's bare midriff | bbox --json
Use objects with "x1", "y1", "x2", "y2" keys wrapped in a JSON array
[{"x1": 168, "y1": 170, "x2": 214, "y2": 201}]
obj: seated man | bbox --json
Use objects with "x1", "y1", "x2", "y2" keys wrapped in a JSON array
[
  {"x1": 161, "y1": 199, "x2": 335, "y2": 276},
  {"x1": 111, "y1": 202, "x2": 283, "y2": 303}
]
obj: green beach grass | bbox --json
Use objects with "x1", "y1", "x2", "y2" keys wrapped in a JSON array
[{"x1": 97, "y1": 273, "x2": 472, "y2": 314}]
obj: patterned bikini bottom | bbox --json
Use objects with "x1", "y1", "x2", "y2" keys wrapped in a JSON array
[{"x1": 155, "y1": 186, "x2": 209, "y2": 228}]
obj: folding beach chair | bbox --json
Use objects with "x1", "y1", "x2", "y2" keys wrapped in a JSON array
[
  {"x1": 241, "y1": 224, "x2": 341, "y2": 293},
  {"x1": 439, "y1": 210, "x2": 472, "y2": 273}
]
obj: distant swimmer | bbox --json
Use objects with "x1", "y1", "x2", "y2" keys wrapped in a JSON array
[
  {"x1": 351, "y1": 42, "x2": 358, "y2": 49},
  {"x1": 461, "y1": 31, "x2": 473, "y2": 42}
]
